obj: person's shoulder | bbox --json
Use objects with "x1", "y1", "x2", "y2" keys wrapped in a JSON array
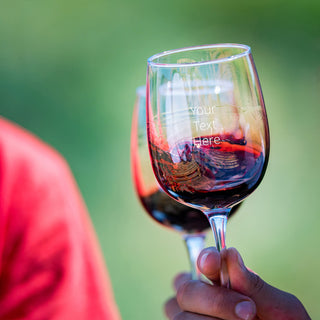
[
  {"x1": 0, "y1": 117, "x2": 78, "y2": 227},
  {"x1": 0, "y1": 117, "x2": 68, "y2": 172}
]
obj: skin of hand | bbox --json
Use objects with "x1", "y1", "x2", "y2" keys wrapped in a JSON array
[{"x1": 165, "y1": 247, "x2": 311, "y2": 320}]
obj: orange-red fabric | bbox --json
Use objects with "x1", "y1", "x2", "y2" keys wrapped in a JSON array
[{"x1": 0, "y1": 118, "x2": 120, "y2": 320}]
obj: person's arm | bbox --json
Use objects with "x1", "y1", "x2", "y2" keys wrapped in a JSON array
[
  {"x1": 0, "y1": 119, "x2": 120, "y2": 319},
  {"x1": 165, "y1": 247, "x2": 310, "y2": 320}
]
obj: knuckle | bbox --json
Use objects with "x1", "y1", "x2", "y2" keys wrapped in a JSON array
[
  {"x1": 174, "y1": 273, "x2": 190, "y2": 288},
  {"x1": 164, "y1": 297, "x2": 176, "y2": 310},
  {"x1": 164, "y1": 297, "x2": 181, "y2": 319},
  {"x1": 249, "y1": 272, "x2": 265, "y2": 297},
  {"x1": 176, "y1": 280, "x2": 193, "y2": 304}
]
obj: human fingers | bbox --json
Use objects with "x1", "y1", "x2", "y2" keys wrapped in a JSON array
[
  {"x1": 197, "y1": 247, "x2": 221, "y2": 284},
  {"x1": 177, "y1": 280, "x2": 256, "y2": 320},
  {"x1": 165, "y1": 274, "x2": 191, "y2": 319},
  {"x1": 174, "y1": 273, "x2": 192, "y2": 292},
  {"x1": 164, "y1": 297, "x2": 181, "y2": 319},
  {"x1": 226, "y1": 248, "x2": 311, "y2": 320}
]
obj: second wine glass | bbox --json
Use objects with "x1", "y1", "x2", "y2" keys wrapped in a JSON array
[{"x1": 131, "y1": 86, "x2": 242, "y2": 279}]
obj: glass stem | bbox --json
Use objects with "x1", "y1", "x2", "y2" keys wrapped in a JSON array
[
  {"x1": 205, "y1": 209, "x2": 230, "y2": 288},
  {"x1": 183, "y1": 233, "x2": 206, "y2": 280}
]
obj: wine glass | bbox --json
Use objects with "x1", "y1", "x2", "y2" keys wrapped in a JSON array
[
  {"x1": 146, "y1": 44, "x2": 269, "y2": 286},
  {"x1": 131, "y1": 85, "x2": 243, "y2": 279}
]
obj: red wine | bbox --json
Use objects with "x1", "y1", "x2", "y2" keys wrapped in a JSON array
[
  {"x1": 149, "y1": 134, "x2": 268, "y2": 210},
  {"x1": 141, "y1": 190, "x2": 209, "y2": 233},
  {"x1": 140, "y1": 189, "x2": 241, "y2": 233}
]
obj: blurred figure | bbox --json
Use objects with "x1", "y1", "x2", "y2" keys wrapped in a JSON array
[
  {"x1": 165, "y1": 247, "x2": 311, "y2": 320},
  {"x1": 0, "y1": 118, "x2": 120, "y2": 319}
]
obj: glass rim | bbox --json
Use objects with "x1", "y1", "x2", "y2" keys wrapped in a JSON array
[{"x1": 147, "y1": 43, "x2": 251, "y2": 68}]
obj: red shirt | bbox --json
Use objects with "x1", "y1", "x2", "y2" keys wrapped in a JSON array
[{"x1": 0, "y1": 118, "x2": 120, "y2": 320}]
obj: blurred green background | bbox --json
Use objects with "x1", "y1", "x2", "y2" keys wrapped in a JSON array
[{"x1": 1, "y1": 0, "x2": 319, "y2": 318}]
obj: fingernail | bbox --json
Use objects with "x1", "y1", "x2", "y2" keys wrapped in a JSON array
[
  {"x1": 235, "y1": 301, "x2": 255, "y2": 320},
  {"x1": 199, "y1": 252, "x2": 209, "y2": 269}
]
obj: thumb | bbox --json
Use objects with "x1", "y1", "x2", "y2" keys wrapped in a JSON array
[{"x1": 226, "y1": 248, "x2": 310, "y2": 320}]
